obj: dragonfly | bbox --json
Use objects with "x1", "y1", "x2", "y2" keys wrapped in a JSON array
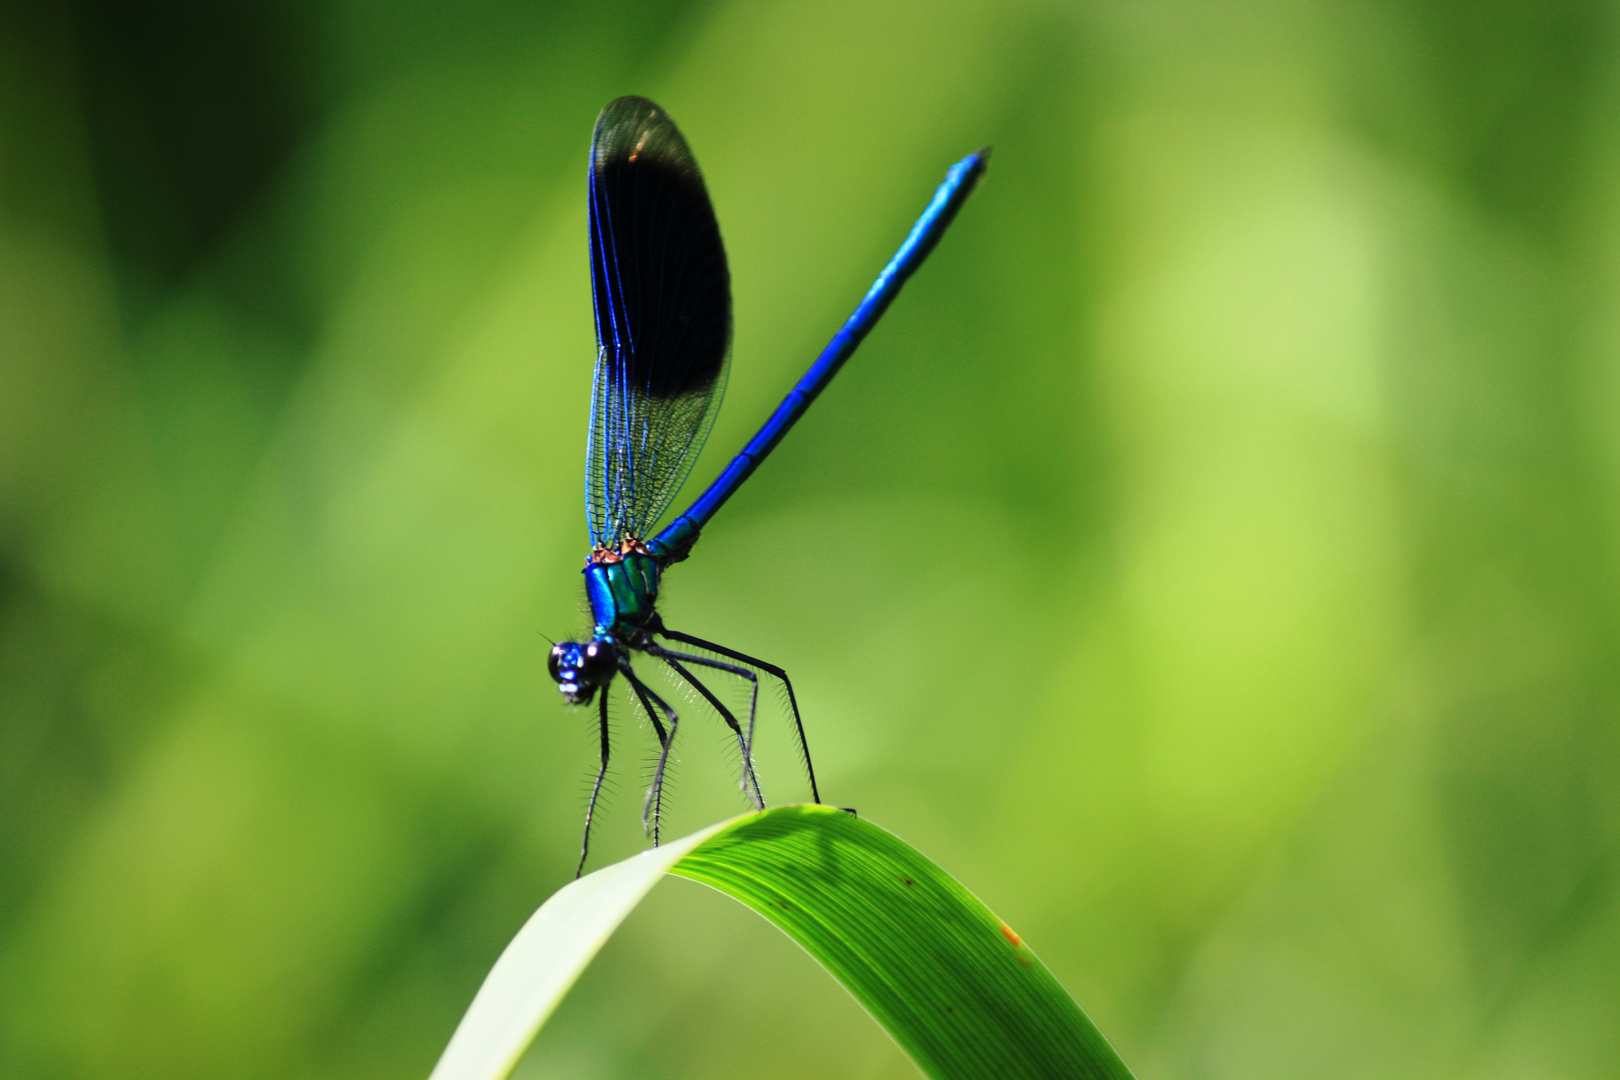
[{"x1": 550, "y1": 96, "x2": 987, "y2": 874}]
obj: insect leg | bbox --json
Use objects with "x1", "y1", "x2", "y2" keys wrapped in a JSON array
[
  {"x1": 658, "y1": 628, "x2": 821, "y2": 804},
  {"x1": 576, "y1": 690, "x2": 612, "y2": 878},
  {"x1": 648, "y1": 644, "x2": 764, "y2": 810},
  {"x1": 620, "y1": 662, "x2": 678, "y2": 845}
]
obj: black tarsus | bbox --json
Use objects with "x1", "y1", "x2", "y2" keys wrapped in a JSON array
[
  {"x1": 657, "y1": 626, "x2": 822, "y2": 804},
  {"x1": 576, "y1": 691, "x2": 613, "y2": 878},
  {"x1": 620, "y1": 661, "x2": 679, "y2": 845},
  {"x1": 648, "y1": 643, "x2": 765, "y2": 810}
]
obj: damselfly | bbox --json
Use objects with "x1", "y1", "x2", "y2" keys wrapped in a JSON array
[{"x1": 551, "y1": 96, "x2": 986, "y2": 874}]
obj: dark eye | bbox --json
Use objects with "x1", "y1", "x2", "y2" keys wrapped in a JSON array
[
  {"x1": 582, "y1": 641, "x2": 617, "y2": 680},
  {"x1": 550, "y1": 642, "x2": 590, "y2": 685}
]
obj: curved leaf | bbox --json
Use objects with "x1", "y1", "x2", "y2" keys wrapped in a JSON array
[
  {"x1": 429, "y1": 806, "x2": 1133, "y2": 1080},
  {"x1": 426, "y1": 818, "x2": 733, "y2": 1080}
]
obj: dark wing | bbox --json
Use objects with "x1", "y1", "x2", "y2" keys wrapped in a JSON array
[{"x1": 586, "y1": 96, "x2": 731, "y2": 547}]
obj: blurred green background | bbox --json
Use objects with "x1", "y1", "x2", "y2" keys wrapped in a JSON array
[{"x1": 3, "y1": 0, "x2": 1618, "y2": 1076}]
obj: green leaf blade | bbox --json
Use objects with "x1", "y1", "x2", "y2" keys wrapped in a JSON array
[
  {"x1": 427, "y1": 805, "x2": 1133, "y2": 1080},
  {"x1": 426, "y1": 818, "x2": 734, "y2": 1080},
  {"x1": 671, "y1": 805, "x2": 1132, "y2": 1080}
]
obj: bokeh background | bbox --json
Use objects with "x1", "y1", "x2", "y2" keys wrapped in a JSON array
[{"x1": 3, "y1": 0, "x2": 1618, "y2": 1076}]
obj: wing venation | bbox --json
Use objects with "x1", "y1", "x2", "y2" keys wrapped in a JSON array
[{"x1": 586, "y1": 96, "x2": 731, "y2": 547}]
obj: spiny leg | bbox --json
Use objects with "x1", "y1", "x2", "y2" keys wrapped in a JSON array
[
  {"x1": 658, "y1": 627, "x2": 821, "y2": 804},
  {"x1": 620, "y1": 663, "x2": 678, "y2": 845},
  {"x1": 576, "y1": 690, "x2": 612, "y2": 879},
  {"x1": 647, "y1": 644, "x2": 764, "y2": 810},
  {"x1": 654, "y1": 649, "x2": 762, "y2": 809}
]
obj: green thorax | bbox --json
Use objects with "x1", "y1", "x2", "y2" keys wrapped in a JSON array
[{"x1": 584, "y1": 547, "x2": 661, "y2": 637}]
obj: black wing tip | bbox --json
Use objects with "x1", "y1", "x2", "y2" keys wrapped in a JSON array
[
  {"x1": 593, "y1": 97, "x2": 661, "y2": 148},
  {"x1": 600, "y1": 95, "x2": 662, "y2": 119},
  {"x1": 592, "y1": 96, "x2": 701, "y2": 179}
]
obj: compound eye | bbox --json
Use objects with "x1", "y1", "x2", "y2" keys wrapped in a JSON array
[
  {"x1": 549, "y1": 641, "x2": 590, "y2": 686},
  {"x1": 581, "y1": 640, "x2": 618, "y2": 680}
]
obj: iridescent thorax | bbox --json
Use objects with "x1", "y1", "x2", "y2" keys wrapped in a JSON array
[{"x1": 584, "y1": 539, "x2": 661, "y2": 638}]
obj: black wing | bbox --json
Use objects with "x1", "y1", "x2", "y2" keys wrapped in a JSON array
[{"x1": 586, "y1": 96, "x2": 731, "y2": 547}]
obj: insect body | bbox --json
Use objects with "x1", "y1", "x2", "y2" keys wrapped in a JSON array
[{"x1": 552, "y1": 96, "x2": 986, "y2": 875}]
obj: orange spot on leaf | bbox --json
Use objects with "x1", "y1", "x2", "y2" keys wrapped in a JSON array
[{"x1": 1000, "y1": 923, "x2": 1022, "y2": 947}]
